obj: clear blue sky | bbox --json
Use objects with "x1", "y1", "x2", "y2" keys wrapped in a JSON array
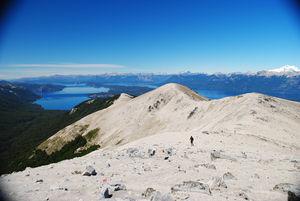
[{"x1": 0, "y1": 0, "x2": 299, "y2": 78}]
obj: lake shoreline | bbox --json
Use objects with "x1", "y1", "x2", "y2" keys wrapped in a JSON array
[{"x1": 35, "y1": 84, "x2": 109, "y2": 110}]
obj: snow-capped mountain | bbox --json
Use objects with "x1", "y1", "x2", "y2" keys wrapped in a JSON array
[
  {"x1": 257, "y1": 65, "x2": 300, "y2": 77},
  {"x1": 268, "y1": 65, "x2": 300, "y2": 73}
]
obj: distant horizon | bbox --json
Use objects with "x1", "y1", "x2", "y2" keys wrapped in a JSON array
[{"x1": 1, "y1": 64, "x2": 298, "y2": 80}]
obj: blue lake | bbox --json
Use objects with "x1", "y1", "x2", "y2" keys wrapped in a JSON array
[
  {"x1": 195, "y1": 89, "x2": 235, "y2": 99},
  {"x1": 35, "y1": 83, "x2": 236, "y2": 110},
  {"x1": 35, "y1": 85, "x2": 109, "y2": 110}
]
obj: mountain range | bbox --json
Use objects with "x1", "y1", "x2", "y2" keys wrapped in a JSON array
[{"x1": 11, "y1": 65, "x2": 300, "y2": 102}]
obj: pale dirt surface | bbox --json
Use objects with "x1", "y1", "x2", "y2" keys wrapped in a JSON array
[{"x1": 1, "y1": 83, "x2": 300, "y2": 201}]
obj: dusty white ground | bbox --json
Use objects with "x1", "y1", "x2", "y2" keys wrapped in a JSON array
[{"x1": 1, "y1": 83, "x2": 300, "y2": 201}]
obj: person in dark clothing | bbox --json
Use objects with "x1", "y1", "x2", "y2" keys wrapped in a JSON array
[{"x1": 190, "y1": 136, "x2": 194, "y2": 146}]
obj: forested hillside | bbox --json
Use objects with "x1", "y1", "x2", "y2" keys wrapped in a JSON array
[{"x1": 0, "y1": 81, "x2": 118, "y2": 174}]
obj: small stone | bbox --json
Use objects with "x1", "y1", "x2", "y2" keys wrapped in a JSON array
[
  {"x1": 223, "y1": 172, "x2": 235, "y2": 180},
  {"x1": 100, "y1": 185, "x2": 113, "y2": 199},
  {"x1": 36, "y1": 179, "x2": 43, "y2": 183},
  {"x1": 148, "y1": 148, "x2": 156, "y2": 157},
  {"x1": 111, "y1": 183, "x2": 126, "y2": 191},
  {"x1": 82, "y1": 165, "x2": 97, "y2": 176}
]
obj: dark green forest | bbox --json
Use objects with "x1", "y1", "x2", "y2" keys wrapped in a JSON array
[{"x1": 0, "y1": 81, "x2": 118, "y2": 174}]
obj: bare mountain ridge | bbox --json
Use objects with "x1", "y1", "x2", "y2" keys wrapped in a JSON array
[{"x1": 38, "y1": 83, "x2": 300, "y2": 155}]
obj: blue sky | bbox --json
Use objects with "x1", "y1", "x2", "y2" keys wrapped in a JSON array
[{"x1": 0, "y1": 0, "x2": 299, "y2": 78}]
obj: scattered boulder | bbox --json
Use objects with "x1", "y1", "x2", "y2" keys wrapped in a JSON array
[
  {"x1": 35, "y1": 179, "x2": 43, "y2": 183},
  {"x1": 171, "y1": 181, "x2": 211, "y2": 195},
  {"x1": 82, "y1": 165, "x2": 97, "y2": 176},
  {"x1": 100, "y1": 182, "x2": 127, "y2": 199}
]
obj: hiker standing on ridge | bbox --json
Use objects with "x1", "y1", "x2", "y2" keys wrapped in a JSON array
[{"x1": 190, "y1": 136, "x2": 194, "y2": 146}]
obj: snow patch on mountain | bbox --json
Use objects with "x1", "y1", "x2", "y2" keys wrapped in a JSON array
[
  {"x1": 268, "y1": 65, "x2": 300, "y2": 73},
  {"x1": 256, "y1": 65, "x2": 300, "y2": 77}
]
